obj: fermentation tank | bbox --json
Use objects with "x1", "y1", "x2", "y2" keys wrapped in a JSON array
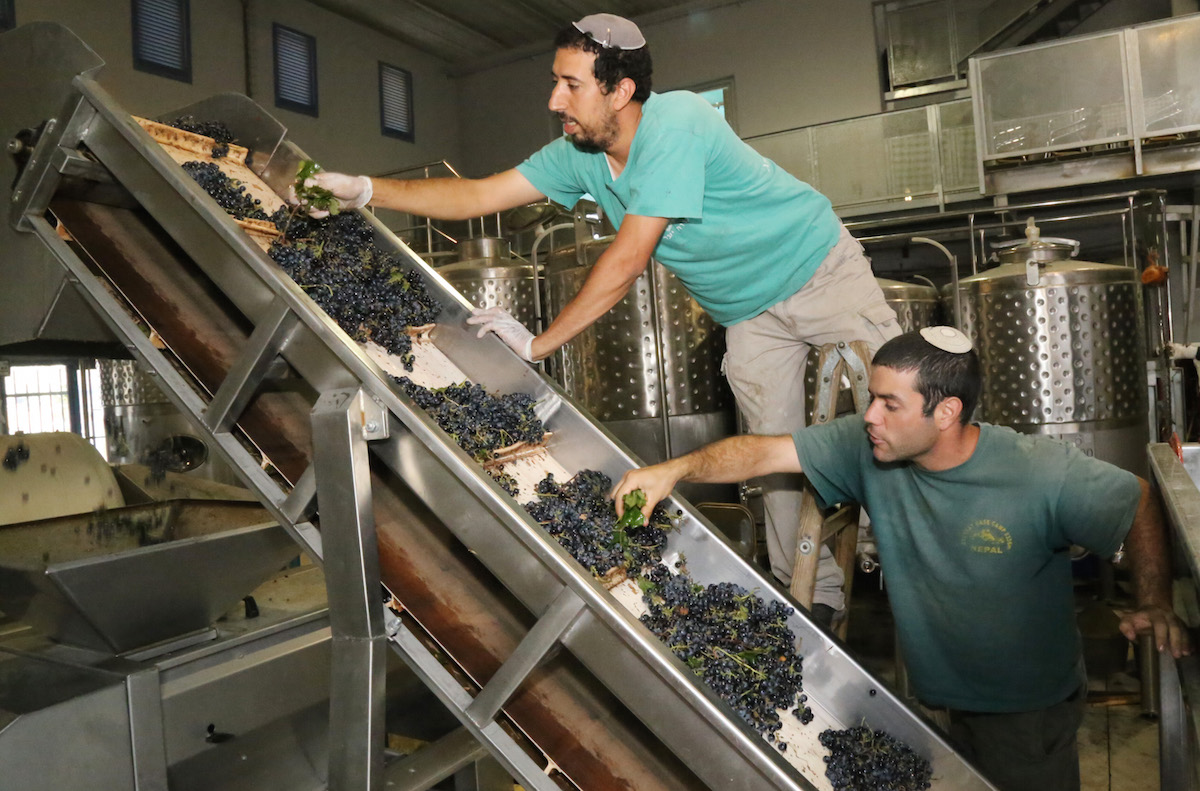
[
  {"x1": 543, "y1": 238, "x2": 736, "y2": 500},
  {"x1": 943, "y1": 225, "x2": 1148, "y2": 474},
  {"x1": 99, "y1": 359, "x2": 239, "y2": 484},
  {"x1": 435, "y1": 237, "x2": 538, "y2": 333}
]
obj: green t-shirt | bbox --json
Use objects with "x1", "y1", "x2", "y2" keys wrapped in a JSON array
[
  {"x1": 516, "y1": 91, "x2": 841, "y2": 326},
  {"x1": 793, "y1": 415, "x2": 1141, "y2": 712}
]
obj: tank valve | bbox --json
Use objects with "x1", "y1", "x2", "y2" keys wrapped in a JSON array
[{"x1": 858, "y1": 554, "x2": 879, "y2": 573}]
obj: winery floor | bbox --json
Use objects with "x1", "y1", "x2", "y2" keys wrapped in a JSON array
[{"x1": 842, "y1": 570, "x2": 1160, "y2": 791}]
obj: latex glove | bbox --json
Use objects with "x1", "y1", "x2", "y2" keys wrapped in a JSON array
[
  {"x1": 290, "y1": 172, "x2": 373, "y2": 218},
  {"x1": 1169, "y1": 342, "x2": 1199, "y2": 360},
  {"x1": 466, "y1": 307, "x2": 535, "y2": 361}
]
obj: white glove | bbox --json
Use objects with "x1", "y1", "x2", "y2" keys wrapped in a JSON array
[
  {"x1": 466, "y1": 307, "x2": 535, "y2": 361},
  {"x1": 292, "y1": 172, "x2": 373, "y2": 218},
  {"x1": 1169, "y1": 342, "x2": 1199, "y2": 360}
]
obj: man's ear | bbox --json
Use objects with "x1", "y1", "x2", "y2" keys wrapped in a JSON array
[
  {"x1": 934, "y1": 396, "x2": 963, "y2": 429},
  {"x1": 611, "y1": 77, "x2": 636, "y2": 110}
]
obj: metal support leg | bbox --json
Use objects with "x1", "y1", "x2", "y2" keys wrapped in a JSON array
[
  {"x1": 466, "y1": 586, "x2": 585, "y2": 727},
  {"x1": 385, "y1": 728, "x2": 488, "y2": 791},
  {"x1": 311, "y1": 388, "x2": 391, "y2": 791}
]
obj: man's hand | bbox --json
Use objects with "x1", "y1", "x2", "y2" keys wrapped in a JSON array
[
  {"x1": 610, "y1": 462, "x2": 683, "y2": 522},
  {"x1": 1119, "y1": 605, "x2": 1192, "y2": 659},
  {"x1": 290, "y1": 172, "x2": 373, "y2": 218},
  {"x1": 466, "y1": 307, "x2": 535, "y2": 361}
]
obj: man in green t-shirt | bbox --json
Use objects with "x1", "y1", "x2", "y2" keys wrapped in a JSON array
[
  {"x1": 301, "y1": 13, "x2": 899, "y2": 621},
  {"x1": 611, "y1": 327, "x2": 1191, "y2": 791}
]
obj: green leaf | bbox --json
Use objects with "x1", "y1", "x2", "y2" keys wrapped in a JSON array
[{"x1": 292, "y1": 159, "x2": 340, "y2": 215}]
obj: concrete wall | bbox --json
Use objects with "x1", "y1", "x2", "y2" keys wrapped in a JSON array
[
  {"x1": 12, "y1": 0, "x2": 460, "y2": 175},
  {"x1": 455, "y1": 0, "x2": 883, "y2": 177}
]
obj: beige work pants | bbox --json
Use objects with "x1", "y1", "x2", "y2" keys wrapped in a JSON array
[{"x1": 724, "y1": 225, "x2": 900, "y2": 609}]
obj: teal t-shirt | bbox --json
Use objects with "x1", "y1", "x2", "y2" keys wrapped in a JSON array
[
  {"x1": 516, "y1": 91, "x2": 841, "y2": 326},
  {"x1": 793, "y1": 415, "x2": 1141, "y2": 712}
]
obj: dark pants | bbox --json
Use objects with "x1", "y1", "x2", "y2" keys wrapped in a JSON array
[{"x1": 922, "y1": 687, "x2": 1086, "y2": 791}]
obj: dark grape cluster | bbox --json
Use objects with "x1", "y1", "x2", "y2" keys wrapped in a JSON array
[
  {"x1": 211, "y1": 142, "x2": 230, "y2": 159},
  {"x1": 394, "y1": 376, "x2": 543, "y2": 462},
  {"x1": 819, "y1": 726, "x2": 932, "y2": 791},
  {"x1": 182, "y1": 161, "x2": 270, "y2": 221},
  {"x1": 639, "y1": 564, "x2": 806, "y2": 740},
  {"x1": 166, "y1": 115, "x2": 235, "y2": 144},
  {"x1": 523, "y1": 470, "x2": 675, "y2": 576},
  {"x1": 487, "y1": 467, "x2": 520, "y2": 498},
  {"x1": 268, "y1": 212, "x2": 442, "y2": 367}
]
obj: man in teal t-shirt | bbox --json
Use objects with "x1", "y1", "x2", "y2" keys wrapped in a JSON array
[
  {"x1": 611, "y1": 328, "x2": 1190, "y2": 791},
  {"x1": 305, "y1": 13, "x2": 899, "y2": 619}
]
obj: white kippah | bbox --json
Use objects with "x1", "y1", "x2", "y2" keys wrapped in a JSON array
[
  {"x1": 573, "y1": 13, "x2": 646, "y2": 50},
  {"x1": 920, "y1": 326, "x2": 973, "y2": 353}
]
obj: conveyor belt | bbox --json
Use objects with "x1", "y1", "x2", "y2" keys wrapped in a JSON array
[{"x1": 0, "y1": 22, "x2": 995, "y2": 791}]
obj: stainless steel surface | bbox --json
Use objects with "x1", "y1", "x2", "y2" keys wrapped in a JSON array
[
  {"x1": 946, "y1": 255, "x2": 1148, "y2": 473},
  {"x1": 0, "y1": 503, "x2": 296, "y2": 654},
  {"x1": 102, "y1": 359, "x2": 243, "y2": 485},
  {"x1": 545, "y1": 239, "x2": 732, "y2": 422},
  {"x1": 1150, "y1": 443, "x2": 1200, "y2": 585},
  {"x1": 1147, "y1": 443, "x2": 1200, "y2": 789},
  {"x1": 385, "y1": 728, "x2": 488, "y2": 791},
  {"x1": 0, "y1": 651, "x2": 135, "y2": 790},
  {"x1": 877, "y1": 277, "x2": 941, "y2": 332},
  {"x1": 455, "y1": 236, "x2": 511, "y2": 262},
  {"x1": 438, "y1": 260, "x2": 538, "y2": 333},
  {"x1": 0, "y1": 23, "x2": 996, "y2": 791},
  {"x1": 312, "y1": 389, "x2": 388, "y2": 790},
  {"x1": 992, "y1": 236, "x2": 1080, "y2": 264}
]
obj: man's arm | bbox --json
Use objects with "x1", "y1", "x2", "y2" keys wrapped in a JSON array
[
  {"x1": 1118, "y1": 477, "x2": 1191, "y2": 658},
  {"x1": 315, "y1": 168, "x2": 545, "y2": 220},
  {"x1": 529, "y1": 214, "x2": 669, "y2": 360},
  {"x1": 610, "y1": 435, "x2": 801, "y2": 519}
]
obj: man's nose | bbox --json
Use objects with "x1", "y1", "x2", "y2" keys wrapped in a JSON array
[
  {"x1": 548, "y1": 84, "x2": 566, "y2": 113},
  {"x1": 863, "y1": 400, "x2": 883, "y2": 424}
]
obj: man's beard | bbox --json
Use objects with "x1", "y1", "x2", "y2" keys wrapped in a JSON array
[{"x1": 562, "y1": 113, "x2": 619, "y2": 153}]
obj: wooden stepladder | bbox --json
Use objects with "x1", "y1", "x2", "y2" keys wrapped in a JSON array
[{"x1": 789, "y1": 340, "x2": 873, "y2": 639}]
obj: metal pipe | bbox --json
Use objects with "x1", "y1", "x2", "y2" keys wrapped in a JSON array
[
  {"x1": 858, "y1": 207, "x2": 1137, "y2": 247},
  {"x1": 530, "y1": 222, "x2": 574, "y2": 337},
  {"x1": 910, "y1": 237, "x2": 961, "y2": 328},
  {"x1": 846, "y1": 189, "x2": 1161, "y2": 235},
  {"x1": 647, "y1": 262, "x2": 674, "y2": 460}
]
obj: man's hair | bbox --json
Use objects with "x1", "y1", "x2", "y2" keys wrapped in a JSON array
[
  {"x1": 872, "y1": 332, "x2": 982, "y2": 425},
  {"x1": 554, "y1": 25, "x2": 653, "y2": 103}
]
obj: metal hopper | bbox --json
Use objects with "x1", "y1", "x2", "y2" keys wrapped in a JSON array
[{"x1": 0, "y1": 500, "x2": 296, "y2": 655}]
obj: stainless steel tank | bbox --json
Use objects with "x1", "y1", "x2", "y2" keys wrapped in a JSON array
[
  {"x1": 803, "y1": 278, "x2": 939, "y2": 423},
  {"x1": 543, "y1": 238, "x2": 736, "y2": 500},
  {"x1": 437, "y1": 238, "x2": 538, "y2": 333},
  {"x1": 943, "y1": 232, "x2": 1148, "y2": 475},
  {"x1": 99, "y1": 360, "x2": 241, "y2": 484}
]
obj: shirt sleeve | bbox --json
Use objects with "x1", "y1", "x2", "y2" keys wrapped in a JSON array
[
  {"x1": 1050, "y1": 449, "x2": 1142, "y2": 556},
  {"x1": 792, "y1": 416, "x2": 868, "y2": 508},
  {"x1": 625, "y1": 126, "x2": 706, "y2": 221},
  {"x1": 516, "y1": 138, "x2": 587, "y2": 210}
]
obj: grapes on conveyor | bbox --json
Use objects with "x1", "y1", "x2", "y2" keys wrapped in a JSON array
[
  {"x1": 393, "y1": 376, "x2": 544, "y2": 463},
  {"x1": 820, "y1": 725, "x2": 933, "y2": 791}
]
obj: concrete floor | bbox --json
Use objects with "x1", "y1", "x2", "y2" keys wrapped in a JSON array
[{"x1": 843, "y1": 570, "x2": 1160, "y2": 791}]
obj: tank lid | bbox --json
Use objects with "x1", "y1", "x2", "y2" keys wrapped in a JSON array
[
  {"x1": 876, "y1": 278, "x2": 939, "y2": 299},
  {"x1": 455, "y1": 236, "x2": 511, "y2": 262},
  {"x1": 991, "y1": 217, "x2": 1080, "y2": 263}
]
